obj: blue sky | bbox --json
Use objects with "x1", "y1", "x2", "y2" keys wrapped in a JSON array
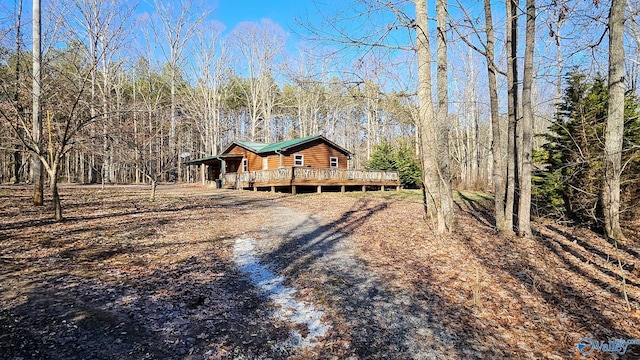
[
  {"x1": 134, "y1": 0, "x2": 312, "y2": 39},
  {"x1": 212, "y1": 0, "x2": 309, "y2": 32}
]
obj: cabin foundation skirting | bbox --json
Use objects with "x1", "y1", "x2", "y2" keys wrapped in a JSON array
[{"x1": 239, "y1": 184, "x2": 402, "y2": 194}]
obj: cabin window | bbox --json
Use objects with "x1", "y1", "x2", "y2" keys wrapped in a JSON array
[
  {"x1": 294, "y1": 154, "x2": 304, "y2": 167},
  {"x1": 242, "y1": 158, "x2": 248, "y2": 172},
  {"x1": 330, "y1": 157, "x2": 338, "y2": 168}
]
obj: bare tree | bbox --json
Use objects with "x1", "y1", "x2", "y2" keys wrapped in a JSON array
[
  {"x1": 298, "y1": 0, "x2": 454, "y2": 233},
  {"x1": 231, "y1": 19, "x2": 286, "y2": 142},
  {"x1": 483, "y1": 0, "x2": 507, "y2": 234},
  {"x1": 448, "y1": 0, "x2": 510, "y2": 233},
  {"x1": 415, "y1": 0, "x2": 440, "y2": 229},
  {"x1": 32, "y1": 0, "x2": 44, "y2": 205},
  {"x1": 151, "y1": 0, "x2": 207, "y2": 180},
  {"x1": 184, "y1": 21, "x2": 229, "y2": 158},
  {"x1": 603, "y1": 0, "x2": 626, "y2": 241},
  {"x1": 11, "y1": 0, "x2": 24, "y2": 185},
  {"x1": 504, "y1": 0, "x2": 519, "y2": 236},
  {"x1": 518, "y1": 0, "x2": 536, "y2": 237},
  {"x1": 282, "y1": 47, "x2": 331, "y2": 139},
  {"x1": 435, "y1": 0, "x2": 454, "y2": 232},
  {"x1": 1, "y1": 41, "x2": 100, "y2": 220},
  {"x1": 69, "y1": 0, "x2": 136, "y2": 186}
]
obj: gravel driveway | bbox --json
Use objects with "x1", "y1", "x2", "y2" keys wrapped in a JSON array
[{"x1": 243, "y1": 204, "x2": 456, "y2": 359}]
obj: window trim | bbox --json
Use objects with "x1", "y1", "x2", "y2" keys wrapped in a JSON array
[
  {"x1": 330, "y1": 156, "x2": 338, "y2": 168},
  {"x1": 293, "y1": 154, "x2": 304, "y2": 167},
  {"x1": 242, "y1": 158, "x2": 248, "y2": 172}
]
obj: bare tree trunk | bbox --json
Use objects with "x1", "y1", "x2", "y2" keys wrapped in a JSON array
[
  {"x1": 436, "y1": 0, "x2": 454, "y2": 232},
  {"x1": 518, "y1": 0, "x2": 536, "y2": 237},
  {"x1": 603, "y1": 0, "x2": 626, "y2": 241},
  {"x1": 415, "y1": 0, "x2": 441, "y2": 230},
  {"x1": 32, "y1": 0, "x2": 44, "y2": 206},
  {"x1": 13, "y1": 0, "x2": 23, "y2": 184},
  {"x1": 504, "y1": 0, "x2": 519, "y2": 236},
  {"x1": 50, "y1": 170, "x2": 62, "y2": 220}
]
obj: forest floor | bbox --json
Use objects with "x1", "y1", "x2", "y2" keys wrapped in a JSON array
[{"x1": 1, "y1": 184, "x2": 639, "y2": 359}]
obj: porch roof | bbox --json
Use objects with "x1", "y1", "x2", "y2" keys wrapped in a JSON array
[{"x1": 183, "y1": 153, "x2": 243, "y2": 165}]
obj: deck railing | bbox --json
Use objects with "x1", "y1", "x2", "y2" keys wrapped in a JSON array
[{"x1": 223, "y1": 167, "x2": 399, "y2": 187}]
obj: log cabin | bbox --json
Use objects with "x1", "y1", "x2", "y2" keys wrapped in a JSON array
[{"x1": 185, "y1": 135, "x2": 400, "y2": 193}]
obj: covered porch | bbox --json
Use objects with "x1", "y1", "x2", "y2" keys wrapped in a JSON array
[{"x1": 183, "y1": 154, "x2": 243, "y2": 186}]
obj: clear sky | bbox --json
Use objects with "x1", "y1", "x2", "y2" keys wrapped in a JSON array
[
  {"x1": 211, "y1": 0, "x2": 309, "y2": 32},
  {"x1": 133, "y1": 0, "x2": 312, "y2": 39}
]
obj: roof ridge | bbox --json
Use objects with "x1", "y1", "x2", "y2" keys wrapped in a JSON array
[{"x1": 257, "y1": 135, "x2": 322, "y2": 153}]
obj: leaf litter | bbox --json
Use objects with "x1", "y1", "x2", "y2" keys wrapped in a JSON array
[{"x1": 1, "y1": 184, "x2": 639, "y2": 359}]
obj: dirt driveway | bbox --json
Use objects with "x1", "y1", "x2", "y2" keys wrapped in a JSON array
[{"x1": 1, "y1": 185, "x2": 639, "y2": 359}]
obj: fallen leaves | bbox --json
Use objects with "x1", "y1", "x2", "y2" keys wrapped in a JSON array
[
  {"x1": 279, "y1": 192, "x2": 640, "y2": 358},
  {"x1": 1, "y1": 185, "x2": 639, "y2": 359}
]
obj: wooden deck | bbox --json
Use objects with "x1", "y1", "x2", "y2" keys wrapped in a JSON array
[{"x1": 222, "y1": 167, "x2": 400, "y2": 192}]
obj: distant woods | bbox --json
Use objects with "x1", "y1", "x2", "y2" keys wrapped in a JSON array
[{"x1": 0, "y1": 0, "x2": 638, "y2": 237}]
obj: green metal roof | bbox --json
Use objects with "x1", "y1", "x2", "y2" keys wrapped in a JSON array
[
  {"x1": 257, "y1": 135, "x2": 321, "y2": 153},
  {"x1": 234, "y1": 140, "x2": 268, "y2": 152},
  {"x1": 216, "y1": 134, "x2": 351, "y2": 158}
]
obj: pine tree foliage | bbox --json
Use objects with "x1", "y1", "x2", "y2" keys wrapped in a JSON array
[
  {"x1": 366, "y1": 142, "x2": 422, "y2": 188},
  {"x1": 534, "y1": 71, "x2": 640, "y2": 226}
]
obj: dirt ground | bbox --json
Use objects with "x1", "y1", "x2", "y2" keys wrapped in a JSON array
[{"x1": 1, "y1": 184, "x2": 639, "y2": 359}]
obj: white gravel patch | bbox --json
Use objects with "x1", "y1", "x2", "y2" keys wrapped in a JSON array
[{"x1": 233, "y1": 237, "x2": 331, "y2": 349}]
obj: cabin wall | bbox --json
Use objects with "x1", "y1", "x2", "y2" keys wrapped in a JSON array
[
  {"x1": 224, "y1": 140, "x2": 349, "y2": 171},
  {"x1": 267, "y1": 155, "x2": 281, "y2": 169},
  {"x1": 226, "y1": 144, "x2": 265, "y2": 171},
  {"x1": 282, "y1": 141, "x2": 348, "y2": 168}
]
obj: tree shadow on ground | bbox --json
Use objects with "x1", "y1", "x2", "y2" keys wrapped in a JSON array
[
  {"x1": 456, "y1": 205, "x2": 640, "y2": 358},
  {"x1": 0, "y1": 187, "x2": 293, "y2": 359},
  {"x1": 541, "y1": 226, "x2": 640, "y2": 289},
  {"x1": 258, "y1": 199, "x2": 508, "y2": 358},
  {"x1": 260, "y1": 195, "x2": 640, "y2": 358},
  {"x1": 455, "y1": 191, "x2": 495, "y2": 229},
  {"x1": 0, "y1": 254, "x2": 291, "y2": 359}
]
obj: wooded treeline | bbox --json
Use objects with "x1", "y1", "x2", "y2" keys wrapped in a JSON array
[
  {"x1": 0, "y1": 0, "x2": 638, "y2": 238},
  {"x1": 0, "y1": 0, "x2": 423, "y2": 187}
]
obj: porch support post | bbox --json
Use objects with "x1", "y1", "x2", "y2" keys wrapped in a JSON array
[
  {"x1": 200, "y1": 163, "x2": 205, "y2": 186},
  {"x1": 221, "y1": 160, "x2": 226, "y2": 186},
  {"x1": 271, "y1": 186, "x2": 275, "y2": 193},
  {"x1": 341, "y1": 185, "x2": 345, "y2": 193},
  {"x1": 362, "y1": 185, "x2": 366, "y2": 192},
  {"x1": 396, "y1": 185, "x2": 401, "y2": 191},
  {"x1": 292, "y1": 185, "x2": 296, "y2": 195},
  {"x1": 317, "y1": 185, "x2": 322, "y2": 193},
  {"x1": 381, "y1": 185, "x2": 385, "y2": 192}
]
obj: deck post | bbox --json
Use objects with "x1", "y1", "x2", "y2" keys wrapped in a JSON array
[
  {"x1": 292, "y1": 185, "x2": 297, "y2": 195},
  {"x1": 381, "y1": 185, "x2": 385, "y2": 192},
  {"x1": 341, "y1": 185, "x2": 345, "y2": 193},
  {"x1": 362, "y1": 185, "x2": 366, "y2": 192},
  {"x1": 396, "y1": 185, "x2": 401, "y2": 191},
  {"x1": 253, "y1": 186, "x2": 257, "y2": 192},
  {"x1": 200, "y1": 163, "x2": 206, "y2": 186},
  {"x1": 317, "y1": 185, "x2": 322, "y2": 193},
  {"x1": 271, "y1": 186, "x2": 275, "y2": 193}
]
